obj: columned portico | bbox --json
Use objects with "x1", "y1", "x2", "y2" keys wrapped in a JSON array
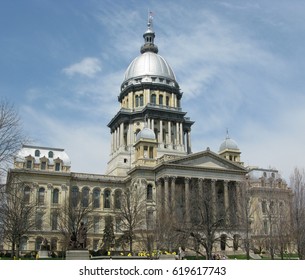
[{"x1": 157, "y1": 176, "x2": 243, "y2": 226}]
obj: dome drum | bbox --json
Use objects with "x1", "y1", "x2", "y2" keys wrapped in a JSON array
[{"x1": 118, "y1": 80, "x2": 182, "y2": 102}]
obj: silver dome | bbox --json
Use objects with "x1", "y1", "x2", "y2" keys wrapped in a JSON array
[
  {"x1": 136, "y1": 127, "x2": 156, "y2": 142},
  {"x1": 219, "y1": 137, "x2": 239, "y2": 152},
  {"x1": 123, "y1": 52, "x2": 177, "y2": 85}
]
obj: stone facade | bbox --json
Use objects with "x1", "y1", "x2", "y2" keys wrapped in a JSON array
[{"x1": 3, "y1": 18, "x2": 293, "y2": 256}]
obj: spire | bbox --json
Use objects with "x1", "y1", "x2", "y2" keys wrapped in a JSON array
[
  {"x1": 226, "y1": 128, "x2": 230, "y2": 139},
  {"x1": 140, "y1": 11, "x2": 158, "y2": 54}
]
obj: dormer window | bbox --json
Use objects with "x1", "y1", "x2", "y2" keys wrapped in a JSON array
[
  {"x1": 41, "y1": 161, "x2": 46, "y2": 170},
  {"x1": 55, "y1": 162, "x2": 61, "y2": 171},
  {"x1": 26, "y1": 160, "x2": 32, "y2": 169},
  {"x1": 35, "y1": 150, "x2": 40, "y2": 157},
  {"x1": 48, "y1": 151, "x2": 54, "y2": 158}
]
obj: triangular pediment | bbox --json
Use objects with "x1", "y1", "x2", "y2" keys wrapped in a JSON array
[{"x1": 166, "y1": 149, "x2": 246, "y2": 171}]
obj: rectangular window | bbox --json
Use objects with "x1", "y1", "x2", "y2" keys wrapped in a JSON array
[
  {"x1": 26, "y1": 160, "x2": 32, "y2": 169},
  {"x1": 36, "y1": 212, "x2": 43, "y2": 230},
  {"x1": 55, "y1": 162, "x2": 61, "y2": 171},
  {"x1": 115, "y1": 218, "x2": 122, "y2": 232},
  {"x1": 51, "y1": 213, "x2": 58, "y2": 230},
  {"x1": 263, "y1": 220, "x2": 268, "y2": 234},
  {"x1": 93, "y1": 216, "x2": 99, "y2": 233},
  {"x1": 135, "y1": 96, "x2": 139, "y2": 107},
  {"x1": 41, "y1": 161, "x2": 46, "y2": 170}
]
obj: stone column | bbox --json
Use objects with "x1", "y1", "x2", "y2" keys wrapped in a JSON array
[
  {"x1": 116, "y1": 127, "x2": 119, "y2": 150},
  {"x1": 159, "y1": 120, "x2": 163, "y2": 147},
  {"x1": 127, "y1": 123, "x2": 131, "y2": 146},
  {"x1": 185, "y1": 177, "x2": 190, "y2": 223},
  {"x1": 223, "y1": 181, "x2": 229, "y2": 224},
  {"x1": 171, "y1": 177, "x2": 176, "y2": 214},
  {"x1": 235, "y1": 181, "x2": 242, "y2": 224},
  {"x1": 164, "y1": 176, "x2": 169, "y2": 212},
  {"x1": 198, "y1": 178, "x2": 204, "y2": 201},
  {"x1": 156, "y1": 179, "x2": 162, "y2": 206},
  {"x1": 176, "y1": 122, "x2": 180, "y2": 145},
  {"x1": 211, "y1": 180, "x2": 217, "y2": 222},
  {"x1": 113, "y1": 129, "x2": 117, "y2": 151},
  {"x1": 168, "y1": 121, "x2": 172, "y2": 147},
  {"x1": 179, "y1": 123, "x2": 183, "y2": 147},
  {"x1": 120, "y1": 122, "x2": 124, "y2": 147},
  {"x1": 187, "y1": 130, "x2": 192, "y2": 153}
]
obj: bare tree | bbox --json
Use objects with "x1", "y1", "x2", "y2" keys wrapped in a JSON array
[
  {"x1": 0, "y1": 177, "x2": 38, "y2": 258},
  {"x1": 56, "y1": 199, "x2": 93, "y2": 250},
  {"x1": 290, "y1": 167, "x2": 305, "y2": 259},
  {"x1": 115, "y1": 183, "x2": 146, "y2": 254},
  {"x1": 274, "y1": 205, "x2": 293, "y2": 259},
  {"x1": 237, "y1": 178, "x2": 255, "y2": 259},
  {"x1": 0, "y1": 99, "x2": 28, "y2": 178},
  {"x1": 176, "y1": 179, "x2": 236, "y2": 260},
  {"x1": 155, "y1": 210, "x2": 180, "y2": 253}
]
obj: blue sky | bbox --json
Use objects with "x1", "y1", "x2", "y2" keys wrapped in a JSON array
[{"x1": 1, "y1": 0, "x2": 304, "y2": 181}]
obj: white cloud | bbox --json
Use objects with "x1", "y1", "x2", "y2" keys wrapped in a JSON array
[
  {"x1": 62, "y1": 57, "x2": 102, "y2": 78},
  {"x1": 21, "y1": 105, "x2": 109, "y2": 174}
]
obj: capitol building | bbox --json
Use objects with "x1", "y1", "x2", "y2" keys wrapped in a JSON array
[{"x1": 5, "y1": 17, "x2": 293, "y2": 257}]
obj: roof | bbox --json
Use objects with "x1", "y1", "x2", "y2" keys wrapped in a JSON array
[{"x1": 15, "y1": 145, "x2": 71, "y2": 166}]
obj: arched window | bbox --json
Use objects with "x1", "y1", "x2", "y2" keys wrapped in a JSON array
[
  {"x1": 104, "y1": 189, "x2": 111, "y2": 209},
  {"x1": 35, "y1": 150, "x2": 40, "y2": 157},
  {"x1": 166, "y1": 96, "x2": 170, "y2": 106},
  {"x1": 71, "y1": 186, "x2": 79, "y2": 207},
  {"x1": 48, "y1": 151, "x2": 54, "y2": 158},
  {"x1": 114, "y1": 190, "x2": 122, "y2": 209},
  {"x1": 35, "y1": 237, "x2": 43, "y2": 251},
  {"x1": 220, "y1": 234, "x2": 227, "y2": 251},
  {"x1": 52, "y1": 189, "x2": 59, "y2": 204},
  {"x1": 20, "y1": 236, "x2": 28, "y2": 251},
  {"x1": 82, "y1": 188, "x2": 90, "y2": 208},
  {"x1": 139, "y1": 94, "x2": 144, "y2": 106},
  {"x1": 159, "y1": 95, "x2": 163, "y2": 105},
  {"x1": 233, "y1": 234, "x2": 240, "y2": 251},
  {"x1": 93, "y1": 189, "x2": 101, "y2": 208},
  {"x1": 147, "y1": 184, "x2": 153, "y2": 200},
  {"x1": 38, "y1": 187, "x2": 45, "y2": 205},
  {"x1": 151, "y1": 94, "x2": 156, "y2": 105},
  {"x1": 24, "y1": 186, "x2": 30, "y2": 204}
]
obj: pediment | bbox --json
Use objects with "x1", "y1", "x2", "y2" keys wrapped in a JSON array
[{"x1": 167, "y1": 150, "x2": 246, "y2": 172}]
